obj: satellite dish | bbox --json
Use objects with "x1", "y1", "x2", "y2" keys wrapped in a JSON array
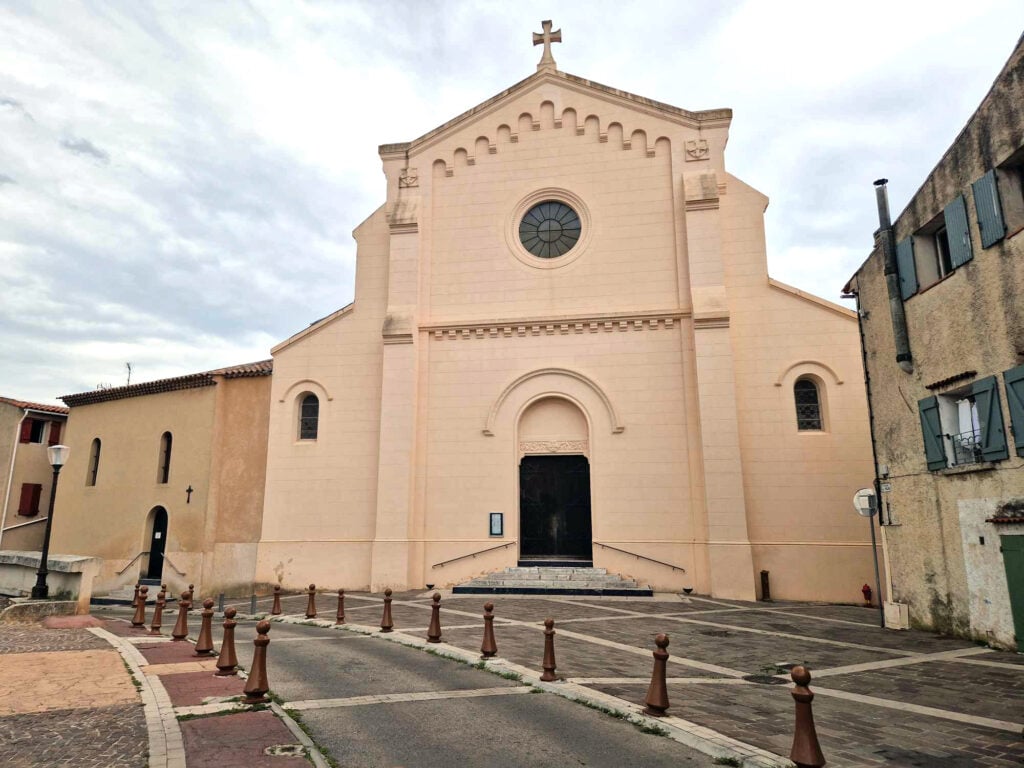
[{"x1": 853, "y1": 487, "x2": 877, "y2": 517}]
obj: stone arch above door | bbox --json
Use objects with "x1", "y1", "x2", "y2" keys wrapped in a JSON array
[{"x1": 483, "y1": 367, "x2": 624, "y2": 437}]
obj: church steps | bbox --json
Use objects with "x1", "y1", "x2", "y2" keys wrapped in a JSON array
[{"x1": 452, "y1": 566, "x2": 653, "y2": 596}]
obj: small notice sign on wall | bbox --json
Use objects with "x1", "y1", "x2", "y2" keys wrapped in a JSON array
[{"x1": 489, "y1": 512, "x2": 503, "y2": 537}]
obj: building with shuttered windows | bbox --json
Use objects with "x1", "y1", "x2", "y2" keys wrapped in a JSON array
[
  {"x1": 843, "y1": 33, "x2": 1024, "y2": 650},
  {"x1": 0, "y1": 397, "x2": 68, "y2": 552}
]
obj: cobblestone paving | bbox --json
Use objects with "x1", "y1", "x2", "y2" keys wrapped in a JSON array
[
  {"x1": 0, "y1": 621, "x2": 147, "y2": 768},
  {"x1": 0, "y1": 623, "x2": 108, "y2": 654},
  {"x1": 591, "y1": 680, "x2": 1024, "y2": 767},
  {"x1": 0, "y1": 703, "x2": 147, "y2": 768},
  {"x1": 382, "y1": 593, "x2": 1024, "y2": 768}
]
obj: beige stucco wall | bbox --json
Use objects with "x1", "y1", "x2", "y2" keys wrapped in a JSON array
[
  {"x1": 849, "y1": 39, "x2": 1024, "y2": 646},
  {"x1": 0, "y1": 404, "x2": 67, "y2": 554},
  {"x1": 51, "y1": 374, "x2": 271, "y2": 599},
  {"x1": 255, "y1": 70, "x2": 876, "y2": 601}
]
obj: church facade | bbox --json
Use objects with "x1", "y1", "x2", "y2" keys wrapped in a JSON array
[{"x1": 254, "y1": 30, "x2": 878, "y2": 601}]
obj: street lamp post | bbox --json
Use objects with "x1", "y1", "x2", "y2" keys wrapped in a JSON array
[{"x1": 31, "y1": 444, "x2": 69, "y2": 600}]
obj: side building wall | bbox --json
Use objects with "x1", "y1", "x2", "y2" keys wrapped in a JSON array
[{"x1": 851, "y1": 37, "x2": 1024, "y2": 647}]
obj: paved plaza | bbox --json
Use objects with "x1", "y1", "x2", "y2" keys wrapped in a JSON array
[{"x1": 0, "y1": 592, "x2": 1021, "y2": 767}]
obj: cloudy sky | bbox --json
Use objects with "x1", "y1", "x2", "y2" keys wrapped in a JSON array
[{"x1": 2, "y1": 2, "x2": 1022, "y2": 404}]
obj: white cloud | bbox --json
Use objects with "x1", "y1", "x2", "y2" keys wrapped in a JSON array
[{"x1": 1, "y1": 0, "x2": 1023, "y2": 403}]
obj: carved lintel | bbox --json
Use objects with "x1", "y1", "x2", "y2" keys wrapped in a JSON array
[
  {"x1": 685, "y1": 139, "x2": 709, "y2": 161},
  {"x1": 520, "y1": 440, "x2": 588, "y2": 454}
]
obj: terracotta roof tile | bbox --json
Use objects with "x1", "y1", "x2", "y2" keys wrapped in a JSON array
[
  {"x1": 0, "y1": 397, "x2": 69, "y2": 415},
  {"x1": 60, "y1": 359, "x2": 272, "y2": 407}
]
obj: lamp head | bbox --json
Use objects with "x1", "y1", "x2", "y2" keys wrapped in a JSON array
[{"x1": 47, "y1": 444, "x2": 69, "y2": 468}]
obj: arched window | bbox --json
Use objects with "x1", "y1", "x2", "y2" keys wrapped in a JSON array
[
  {"x1": 794, "y1": 379, "x2": 823, "y2": 431},
  {"x1": 87, "y1": 438, "x2": 101, "y2": 486},
  {"x1": 157, "y1": 432, "x2": 172, "y2": 484},
  {"x1": 299, "y1": 394, "x2": 319, "y2": 440}
]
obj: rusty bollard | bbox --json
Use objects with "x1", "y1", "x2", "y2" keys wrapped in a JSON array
[
  {"x1": 380, "y1": 588, "x2": 394, "y2": 633},
  {"x1": 194, "y1": 598, "x2": 216, "y2": 656},
  {"x1": 132, "y1": 582, "x2": 141, "y2": 609},
  {"x1": 215, "y1": 607, "x2": 238, "y2": 676},
  {"x1": 643, "y1": 634, "x2": 671, "y2": 717},
  {"x1": 242, "y1": 620, "x2": 272, "y2": 704},
  {"x1": 149, "y1": 590, "x2": 166, "y2": 635},
  {"x1": 427, "y1": 592, "x2": 442, "y2": 643},
  {"x1": 271, "y1": 585, "x2": 282, "y2": 616},
  {"x1": 305, "y1": 584, "x2": 317, "y2": 618},
  {"x1": 790, "y1": 666, "x2": 826, "y2": 768},
  {"x1": 188, "y1": 583, "x2": 195, "y2": 604},
  {"x1": 336, "y1": 589, "x2": 345, "y2": 624},
  {"x1": 540, "y1": 618, "x2": 558, "y2": 682},
  {"x1": 171, "y1": 591, "x2": 191, "y2": 641},
  {"x1": 481, "y1": 602, "x2": 497, "y2": 658},
  {"x1": 131, "y1": 586, "x2": 149, "y2": 627}
]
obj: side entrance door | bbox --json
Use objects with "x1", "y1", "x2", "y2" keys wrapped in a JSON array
[
  {"x1": 519, "y1": 455, "x2": 592, "y2": 560},
  {"x1": 147, "y1": 507, "x2": 168, "y2": 580},
  {"x1": 1001, "y1": 535, "x2": 1024, "y2": 652}
]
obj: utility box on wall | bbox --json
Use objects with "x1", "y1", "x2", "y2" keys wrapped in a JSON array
[{"x1": 884, "y1": 600, "x2": 910, "y2": 630}]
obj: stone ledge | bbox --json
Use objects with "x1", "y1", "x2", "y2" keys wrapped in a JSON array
[
  {"x1": 0, "y1": 551, "x2": 100, "y2": 573},
  {"x1": 0, "y1": 599, "x2": 78, "y2": 622}
]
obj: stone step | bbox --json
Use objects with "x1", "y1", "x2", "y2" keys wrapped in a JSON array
[{"x1": 453, "y1": 566, "x2": 652, "y2": 596}]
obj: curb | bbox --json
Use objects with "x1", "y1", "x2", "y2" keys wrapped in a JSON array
[{"x1": 89, "y1": 625, "x2": 187, "y2": 768}]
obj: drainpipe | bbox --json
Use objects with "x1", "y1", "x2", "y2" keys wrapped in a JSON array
[
  {"x1": 874, "y1": 179, "x2": 913, "y2": 374},
  {"x1": 0, "y1": 411, "x2": 29, "y2": 551},
  {"x1": 847, "y1": 286, "x2": 888, "y2": 628}
]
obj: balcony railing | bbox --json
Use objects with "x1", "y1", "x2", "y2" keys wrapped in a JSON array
[{"x1": 948, "y1": 429, "x2": 983, "y2": 467}]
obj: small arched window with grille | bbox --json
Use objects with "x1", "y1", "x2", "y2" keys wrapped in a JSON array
[
  {"x1": 299, "y1": 394, "x2": 319, "y2": 440},
  {"x1": 794, "y1": 379, "x2": 823, "y2": 431},
  {"x1": 157, "y1": 432, "x2": 172, "y2": 484},
  {"x1": 87, "y1": 438, "x2": 101, "y2": 486}
]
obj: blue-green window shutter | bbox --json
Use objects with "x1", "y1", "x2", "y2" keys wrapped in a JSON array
[
  {"x1": 1003, "y1": 365, "x2": 1024, "y2": 458},
  {"x1": 918, "y1": 396, "x2": 947, "y2": 470},
  {"x1": 896, "y1": 237, "x2": 918, "y2": 299},
  {"x1": 971, "y1": 170, "x2": 1006, "y2": 248},
  {"x1": 944, "y1": 195, "x2": 973, "y2": 267},
  {"x1": 971, "y1": 376, "x2": 1009, "y2": 462}
]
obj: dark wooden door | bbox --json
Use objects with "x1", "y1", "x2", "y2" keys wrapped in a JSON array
[
  {"x1": 146, "y1": 507, "x2": 168, "y2": 580},
  {"x1": 519, "y1": 455, "x2": 592, "y2": 559},
  {"x1": 1001, "y1": 535, "x2": 1024, "y2": 652}
]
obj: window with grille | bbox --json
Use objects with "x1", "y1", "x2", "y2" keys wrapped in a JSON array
[
  {"x1": 794, "y1": 379, "x2": 823, "y2": 431},
  {"x1": 87, "y1": 438, "x2": 101, "y2": 486},
  {"x1": 157, "y1": 432, "x2": 172, "y2": 484},
  {"x1": 299, "y1": 394, "x2": 319, "y2": 440}
]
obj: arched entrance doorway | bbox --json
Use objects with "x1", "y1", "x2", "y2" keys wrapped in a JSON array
[
  {"x1": 517, "y1": 397, "x2": 593, "y2": 563},
  {"x1": 145, "y1": 506, "x2": 168, "y2": 580}
]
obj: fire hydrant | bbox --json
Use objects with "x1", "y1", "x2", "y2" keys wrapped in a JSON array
[{"x1": 861, "y1": 583, "x2": 873, "y2": 607}]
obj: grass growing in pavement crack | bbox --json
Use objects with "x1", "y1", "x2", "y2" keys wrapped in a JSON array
[
  {"x1": 283, "y1": 707, "x2": 339, "y2": 768},
  {"x1": 120, "y1": 658, "x2": 143, "y2": 692},
  {"x1": 572, "y1": 698, "x2": 670, "y2": 738}
]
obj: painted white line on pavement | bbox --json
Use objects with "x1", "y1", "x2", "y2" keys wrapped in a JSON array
[
  {"x1": 569, "y1": 684, "x2": 753, "y2": 688},
  {"x1": 271, "y1": 634, "x2": 375, "y2": 643},
  {"x1": 286, "y1": 685, "x2": 534, "y2": 711},
  {"x1": 812, "y1": 685, "x2": 1023, "y2": 733},
  {"x1": 811, "y1": 645, "x2": 993, "y2": 678}
]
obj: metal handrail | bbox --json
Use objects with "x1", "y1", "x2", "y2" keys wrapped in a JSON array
[
  {"x1": 594, "y1": 542, "x2": 686, "y2": 572},
  {"x1": 432, "y1": 540, "x2": 517, "y2": 569},
  {"x1": 116, "y1": 551, "x2": 149, "y2": 575},
  {"x1": 163, "y1": 556, "x2": 186, "y2": 577}
]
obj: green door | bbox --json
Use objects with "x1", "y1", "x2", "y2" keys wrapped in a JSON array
[{"x1": 1001, "y1": 535, "x2": 1024, "y2": 652}]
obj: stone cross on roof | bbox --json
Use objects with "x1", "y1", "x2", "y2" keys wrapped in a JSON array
[{"x1": 533, "y1": 20, "x2": 561, "y2": 72}]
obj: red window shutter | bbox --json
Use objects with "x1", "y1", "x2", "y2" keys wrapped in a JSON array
[
  {"x1": 17, "y1": 483, "x2": 41, "y2": 516},
  {"x1": 19, "y1": 419, "x2": 33, "y2": 443},
  {"x1": 48, "y1": 421, "x2": 62, "y2": 446}
]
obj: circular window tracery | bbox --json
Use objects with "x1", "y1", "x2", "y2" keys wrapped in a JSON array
[{"x1": 518, "y1": 201, "x2": 581, "y2": 258}]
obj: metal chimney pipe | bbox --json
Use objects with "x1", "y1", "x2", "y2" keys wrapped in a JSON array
[{"x1": 874, "y1": 179, "x2": 913, "y2": 373}]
